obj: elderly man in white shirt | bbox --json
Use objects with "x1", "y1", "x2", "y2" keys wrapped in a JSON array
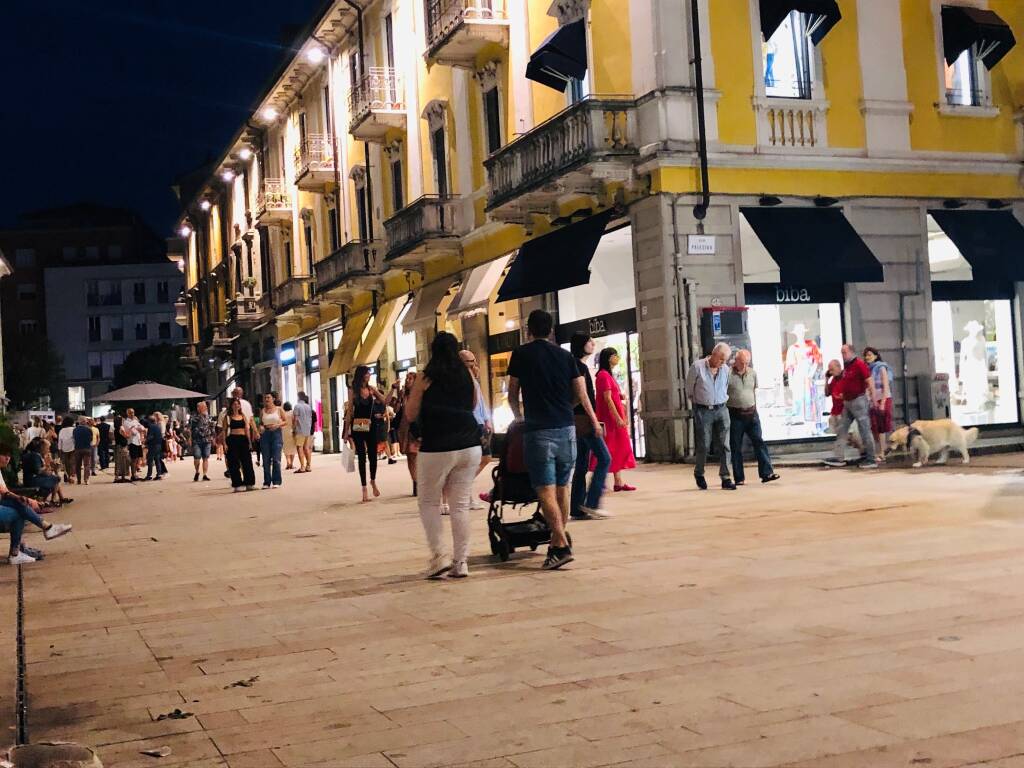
[
  {"x1": 684, "y1": 342, "x2": 736, "y2": 491},
  {"x1": 232, "y1": 387, "x2": 254, "y2": 419}
]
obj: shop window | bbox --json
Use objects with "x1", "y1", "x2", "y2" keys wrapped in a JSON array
[
  {"x1": 763, "y1": 10, "x2": 814, "y2": 99},
  {"x1": 135, "y1": 319, "x2": 148, "y2": 341},
  {"x1": 747, "y1": 303, "x2": 844, "y2": 441},
  {"x1": 432, "y1": 126, "x2": 449, "y2": 198},
  {"x1": 67, "y1": 386, "x2": 85, "y2": 412},
  {"x1": 110, "y1": 316, "x2": 124, "y2": 342},
  {"x1": 932, "y1": 300, "x2": 1017, "y2": 426},
  {"x1": 944, "y1": 47, "x2": 986, "y2": 107}
]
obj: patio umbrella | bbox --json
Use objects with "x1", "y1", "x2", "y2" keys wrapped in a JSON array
[{"x1": 100, "y1": 381, "x2": 209, "y2": 402}]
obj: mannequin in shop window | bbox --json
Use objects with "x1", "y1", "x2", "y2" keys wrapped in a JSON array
[
  {"x1": 784, "y1": 323, "x2": 822, "y2": 427},
  {"x1": 958, "y1": 320, "x2": 990, "y2": 412}
]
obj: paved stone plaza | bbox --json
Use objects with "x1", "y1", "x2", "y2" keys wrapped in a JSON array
[{"x1": 3, "y1": 453, "x2": 1024, "y2": 767}]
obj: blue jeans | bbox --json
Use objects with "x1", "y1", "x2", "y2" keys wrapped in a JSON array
[
  {"x1": 146, "y1": 441, "x2": 163, "y2": 478},
  {"x1": 0, "y1": 499, "x2": 46, "y2": 552},
  {"x1": 729, "y1": 410, "x2": 774, "y2": 483},
  {"x1": 571, "y1": 431, "x2": 611, "y2": 514},
  {"x1": 693, "y1": 405, "x2": 731, "y2": 479},
  {"x1": 261, "y1": 429, "x2": 284, "y2": 486},
  {"x1": 523, "y1": 426, "x2": 576, "y2": 488}
]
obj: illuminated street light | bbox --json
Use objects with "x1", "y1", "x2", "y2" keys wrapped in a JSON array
[
  {"x1": 221, "y1": 169, "x2": 234, "y2": 182},
  {"x1": 261, "y1": 106, "x2": 278, "y2": 122},
  {"x1": 179, "y1": 225, "x2": 192, "y2": 237},
  {"x1": 306, "y1": 46, "x2": 326, "y2": 64},
  {"x1": 239, "y1": 147, "x2": 253, "y2": 161},
  {"x1": 200, "y1": 200, "x2": 211, "y2": 211}
]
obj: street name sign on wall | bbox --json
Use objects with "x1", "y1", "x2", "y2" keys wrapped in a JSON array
[{"x1": 687, "y1": 235, "x2": 717, "y2": 255}]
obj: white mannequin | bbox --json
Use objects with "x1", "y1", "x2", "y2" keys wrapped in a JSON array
[{"x1": 958, "y1": 320, "x2": 989, "y2": 411}]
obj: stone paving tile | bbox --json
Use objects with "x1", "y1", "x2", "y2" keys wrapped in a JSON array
[{"x1": 5, "y1": 454, "x2": 1023, "y2": 767}]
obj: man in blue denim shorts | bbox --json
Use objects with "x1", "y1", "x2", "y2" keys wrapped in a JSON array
[{"x1": 508, "y1": 310, "x2": 602, "y2": 570}]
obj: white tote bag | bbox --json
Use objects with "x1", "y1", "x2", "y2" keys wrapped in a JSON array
[{"x1": 341, "y1": 441, "x2": 356, "y2": 473}]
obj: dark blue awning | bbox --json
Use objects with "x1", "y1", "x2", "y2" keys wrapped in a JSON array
[
  {"x1": 496, "y1": 210, "x2": 613, "y2": 302},
  {"x1": 740, "y1": 207, "x2": 883, "y2": 284},
  {"x1": 941, "y1": 6, "x2": 1016, "y2": 70},
  {"x1": 759, "y1": 0, "x2": 842, "y2": 46},
  {"x1": 525, "y1": 20, "x2": 587, "y2": 93},
  {"x1": 928, "y1": 209, "x2": 1024, "y2": 281}
]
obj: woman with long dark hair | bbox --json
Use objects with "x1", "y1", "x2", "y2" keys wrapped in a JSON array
[
  {"x1": 405, "y1": 332, "x2": 481, "y2": 578},
  {"x1": 594, "y1": 346, "x2": 637, "y2": 491},
  {"x1": 569, "y1": 334, "x2": 612, "y2": 519},
  {"x1": 224, "y1": 398, "x2": 258, "y2": 492},
  {"x1": 395, "y1": 371, "x2": 420, "y2": 496},
  {"x1": 344, "y1": 365, "x2": 388, "y2": 502},
  {"x1": 863, "y1": 346, "x2": 893, "y2": 460}
]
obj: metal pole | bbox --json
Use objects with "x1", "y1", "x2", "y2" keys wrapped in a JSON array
[{"x1": 690, "y1": 0, "x2": 711, "y2": 222}]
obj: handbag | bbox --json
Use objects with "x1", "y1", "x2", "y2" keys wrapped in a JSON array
[{"x1": 352, "y1": 418, "x2": 371, "y2": 433}]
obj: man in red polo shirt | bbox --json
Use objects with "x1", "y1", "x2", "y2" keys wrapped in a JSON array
[{"x1": 824, "y1": 344, "x2": 878, "y2": 469}]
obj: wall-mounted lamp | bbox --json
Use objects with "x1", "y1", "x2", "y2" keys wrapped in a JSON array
[
  {"x1": 199, "y1": 200, "x2": 212, "y2": 212},
  {"x1": 261, "y1": 106, "x2": 278, "y2": 122},
  {"x1": 179, "y1": 224, "x2": 192, "y2": 237},
  {"x1": 238, "y1": 147, "x2": 253, "y2": 161},
  {"x1": 942, "y1": 199, "x2": 966, "y2": 209},
  {"x1": 986, "y1": 199, "x2": 1009, "y2": 209},
  {"x1": 814, "y1": 196, "x2": 839, "y2": 207},
  {"x1": 758, "y1": 195, "x2": 783, "y2": 207}
]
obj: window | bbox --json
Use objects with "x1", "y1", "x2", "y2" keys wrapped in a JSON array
[
  {"x1": 763, "y1": 10, "x2": 814, "y2": 99},
  {"x1": 88, "y1": 316, "x2": 102, "y2": 342},
  {"x1": 108, "y1": 245, "x2": 123, "y2": 260},
  {"x1": 385, "y1": 13, "x2": 396, "y2": 68},
  {"x1": 157, "y1": 281, "x2": 170, "y2": 304},
  {"x1": 323, "y1": 85, "x2": 332, "y2": 134},
  {"x1": 88, "y1": 352, "x2": 102, "y2": 379},
  {"x1": 567, "y1": 72, "x2": 590, "y2": 105},
  {"x1": 135, "y1": 318, "x2": 148, "y2": 341},
  {"x1": 355, "y1": 185, "x2": 369, "y2": 241},
  {"x1": 304, "y1": 223, "x2": 315, "y2": 276},
  {"x1": 62, "y1": 246, "x2": 78, "y2": 261},
  {"x1": 67, "y1": 386, "x2": 86, "y2": 412},
  {"x1": 483, "y1": 87, "x2": 502, "y2": 155},
  {"x1": 432, "y1": 126, "x2": 448, "y2": 198},
  {"x1": 391, "y1": 157, "x2": 404, "y2": 212},
  {"x1": 298, "y1": 111, "x2": 308, "y2": 150},
  {"x1": 134, "y1": 282, "x2": 146, "y2": 304},
  {"x1": 328, "y1": 208, "x2": 340, "y2": 252},
  {"x1": 158, "y1": 321, "x2": 171, "y2": 340},
  {"x1": 18, "y1": 320, "x2": 38, "y2": 336},
  {"x1": 85, "y1": 246, "x2": 100, "y2": 260},
  {"x1": 110, "y1": 316, "x2": 124, "y2": 342},
  {"x1": 944, "y1": 47, "x2": 985, "y2": 106},
  {"x1": 349, "y1": 52, "x2": 360, "y2": 90},
  {"x1": 17, "y1": 283, "x2": 37, "y2": 301},
  {"x1": 14, "y1": 249, "x2": 35, "y2": 267}
]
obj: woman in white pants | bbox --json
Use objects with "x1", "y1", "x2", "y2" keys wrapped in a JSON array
[{"x1": 405, "y1": 332, "x2": 482, "y2": 579}]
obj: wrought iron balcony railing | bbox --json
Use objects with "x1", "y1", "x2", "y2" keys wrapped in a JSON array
[
  {"x1": 255, "y1": 178, "x2": 293, "y2": 220},
  {"x1": 294, "y1": 134, "x2": 335, "y2": 180},
  {"x1": 348, "y1": 68, "x2": 405, "y2": 128},
  {"x1": 484, "y1": 97, "x2": 638, "y2": 211},
  {"x1": 425, "y1": 0, "x2": 507, "y2": 52},
  {"x1": 385, "y1": 196, "x2": 465, "y2": 261}
]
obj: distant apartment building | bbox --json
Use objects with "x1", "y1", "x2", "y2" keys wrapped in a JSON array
[{"x1": 0, "y1": 204, "x2": 183, "y2": 412}]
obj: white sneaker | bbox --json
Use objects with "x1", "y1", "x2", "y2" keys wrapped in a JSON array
[
  {"x1": 450, "y1": 560, "x2": 469, "y2": 578},
  {"x1": 580, "y1": 505, "x2": 612, "y2": 519},
  {"x1": 233, "y1": 487, "x2": 242, "y2": 493},
  {"x1": 44, "y1": 523, "x2": 72, "y2": 540},
  {"x1": 426, "y1": 554, "x2": 452, "y2": 579},
  {"x1": 9, "y1": 552, "x2": 36, "y2": 565},
  {"x1": 271, "y1": 484, "x2": 281, "y2": 489},
  {"x1": 440, "y1": 503, "x2": 450, "y2": 516},
  {"x1": 469, "y1": 499, "x2": 485, "y2": 511}
]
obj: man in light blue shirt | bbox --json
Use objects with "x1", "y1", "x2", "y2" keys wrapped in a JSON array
[
  {"x1": 292, "y1": 392, "x2": 314, "y2": 473},
  {"x1": 684, "y1": 342, "x2": 736, "y2": 490}
]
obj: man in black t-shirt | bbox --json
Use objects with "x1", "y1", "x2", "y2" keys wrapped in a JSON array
[
  {"x1": 508, "y1": 310, "x2": 601, "y2": 570},
  {"x1": 97, "y1": 416, "x2": 112, "y2": 471}
]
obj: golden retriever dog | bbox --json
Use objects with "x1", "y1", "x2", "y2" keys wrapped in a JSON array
[{"x1": 889, "y1": 419, "x2": 979, "y2": 468}]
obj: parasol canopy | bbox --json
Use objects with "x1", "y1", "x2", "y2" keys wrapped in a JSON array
[{"x1": 101, "y1": 381, "x2": 208, "y2": 402}]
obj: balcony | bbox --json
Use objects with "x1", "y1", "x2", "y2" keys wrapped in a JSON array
[
  {"x1": 255, "y1": 179, "x2": 293, "y2": 223},
  {"x1": 426, "y1": 0, "x2": 509, "y2": 67},
  {"x1": 294, "y1": 134, "x2": 336, "y2": 192},
  {"x1": 179, "y1": 342, "x2": 200, "y2": 368},
  {"x1": 174, "y1": 299, "x2": 188, "y2": 327},
  {"x1": 753, "y1": 98, "x2": 829, "y2": 150},
  {"x1": 484, "y1": 97, "x2": 638, "y2": 221},
  {"x1": 315, "y1": 240, "x2": 386, "y2": 296},
  {"x1": 200, "y1": 322, "x2": 233, "y2": 353},
  {"x1": 270, "y1": 276, "x2": 315, "y2": 315},
  {"x1": 349, "y1": 69, "x2": 406, "y2": 141},
  {"x1": 385, "y1": 195, "x2": 467, "y2": 267},
  {"x1": 227, "y1": 294, "x2": 264, "y2": 333}
]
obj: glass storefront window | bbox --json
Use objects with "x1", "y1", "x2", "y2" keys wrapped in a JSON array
[
  {"x1": 932, "y1": 299, "x2": 1018, "y2": 426},
  {"x1": 489, "y1": 351, "x2": 516, "y2": 433},
  {"x1": 394, "y1": 301, "x2": 417, "y2": 362},
  {"x1": 762, "y1": 10, "x2": 814, "y2": 100},
  {"x1": 748, "y1": 303, "x2": 843, "y2": 441}
]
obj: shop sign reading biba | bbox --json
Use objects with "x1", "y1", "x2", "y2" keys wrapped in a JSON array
[{"x1": 775, "y1": 286, "x2": 812, "y2": 303}]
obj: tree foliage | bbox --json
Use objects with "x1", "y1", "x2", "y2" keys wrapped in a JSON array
[
  {"x1": 108, "y1": 343, "x2": 190, "y2": 414},
  {"x1": 3, "y1": 332, "x2": 65, "y2": 410}
]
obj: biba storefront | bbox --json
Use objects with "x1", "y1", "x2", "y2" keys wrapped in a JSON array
[
  {"x1": 739, "y1": 206, "x2": 883, "y2": 442},
  {"x1": 927, "y1": 209, "x2": 1024, "y2": 428}
]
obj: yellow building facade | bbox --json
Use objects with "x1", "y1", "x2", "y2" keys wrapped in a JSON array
[{"x1": 176, "y1": 0, "x2": 1024, "y2": 459}]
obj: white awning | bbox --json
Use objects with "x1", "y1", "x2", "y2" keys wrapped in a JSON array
[
  {"x1": 403, "y1": 278, "x2": 458, "y2": 333},
  {"x1": 447, "y1": 257, "x2": 510, "y2": 317}
]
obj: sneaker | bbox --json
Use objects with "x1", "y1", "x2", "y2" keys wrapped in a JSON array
[
  {"x1": 426, "y1": 554, "x2": 452, "y2": 579},
  {"x1": 387, "y1": 458, "x2": 397, "y2": 465},
  {"x1": 580, "y1": 505, "x2": 612, "y2": 519},
  {"x1": 44, "y1": 523, "x2": 72, "y2": 540},
  {"x1": 233, "y1": 487, "x2": 242, "y2": 493},
  {"x1": 194, "y1": 472, "x2": 200, "y2": 482},
  {"x1": 860, "y1": 462, "x2": 879, "y2": 469},
  {"x1": 721, "y1": 479, "x2": 737, "y2": 490},
  {"x1": 823, "y1": 458, "x2": 846, "y2": 468},
  {"x1": 440, "y1": 503, "x2": 450, "y2": 516},
  {"x1": 694, "y1": 474, "x2": 708, "y2": 490},
  {"x1": 613, "y1": 484, "x2": 637, "y2": 492},
  {"x1": 271, "y1": 484, "x2": 281, "y2": 489},
  {"x1": 9, "y1": 552, "x2": 36, "y2": 565},
  {"x1": 450, "y1": 560, "x2": 469, "y2": 578},
  {"x1": 246, "y1": 486, "x2": 256, "y2": 491},
  {"x1": 542, "y1": 546, "x2": 574, "y2": 570},
  {"x1": 262, "y1": 484, "x2": 271, "y2": 490}
]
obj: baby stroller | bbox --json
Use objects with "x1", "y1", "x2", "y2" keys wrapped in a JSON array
[{"x1": 486, "y1": 421, "x2": 553, "y2": 561}]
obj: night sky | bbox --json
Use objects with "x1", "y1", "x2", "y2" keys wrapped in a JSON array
[{"x1": 1, "y1": 0, "x2": 325, "y2": 235}]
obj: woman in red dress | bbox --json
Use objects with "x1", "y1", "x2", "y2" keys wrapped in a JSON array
[{"x1": 593, "y1": 347, "x2": 637, "y2": 491}]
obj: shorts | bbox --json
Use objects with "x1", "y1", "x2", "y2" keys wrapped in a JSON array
[
  {"x1": 523, "y1": 426, "x2": 576, "y2": 488},
  {"x1": 294, "y1": 434, "x2": 310, "y2": 448},
  {"x1": 128, "y1": 444, "x2": 143, "y2": 460},
  {"x1": 192, "y1": 442, "x2": 212, "y2": 460}
]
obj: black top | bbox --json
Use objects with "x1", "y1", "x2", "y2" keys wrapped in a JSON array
[
  {"x1": 507, "y1": 340, "x2": 581, "y2": 432},
  {"x1": 113, "y1": 418, "x2": 127, "y2": 447},
  {"x1": 353, "y1": 390, "x2": 374, "y2": 419},
  {"x1": 22, "y1": 452, "x2": 43, "y2": 485},
  {"x1": 228, "y1": 417, "x2": 246, "y2": 430},
  {"x1": 419, "y1": 371, "x2": 480, "y2": 453},
  {"x1": 573, "y1": 359, "x2": 596, "y2": 416},
  {"x1": 97, "y1": 422, "x2": 111, "y2": 446}
]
